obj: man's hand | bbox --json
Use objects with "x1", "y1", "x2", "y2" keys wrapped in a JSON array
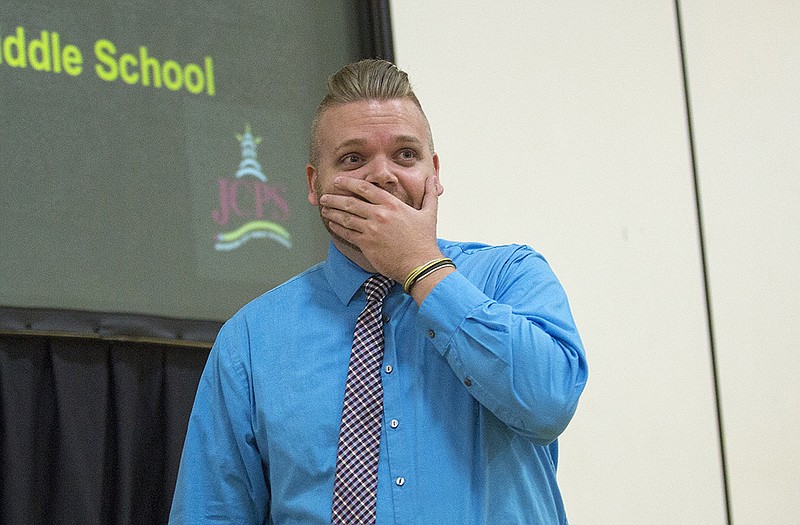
[{"x1": 319, "y1": 174, "x2": 444, "y2": 282}]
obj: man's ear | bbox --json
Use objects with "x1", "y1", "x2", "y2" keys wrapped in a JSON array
[
  {"x1": 433, "y1": 153, "x2": 444, "y2": 196},
  {"x1": 306, "y1": 164, "x2": 319, "y2": 205}
]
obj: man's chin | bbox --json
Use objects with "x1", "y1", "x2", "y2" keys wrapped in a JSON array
[{"x1": 321, "y1": 218, "x2": 362, "y2": 254}]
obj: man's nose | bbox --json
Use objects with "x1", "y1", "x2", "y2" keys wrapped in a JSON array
[{"x1": 364, "y1": 156, "x2": 398, "y2": 188}]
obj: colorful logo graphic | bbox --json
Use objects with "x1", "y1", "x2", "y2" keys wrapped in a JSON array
[{"x1": 212, "y1": 125, "x2": 292, "y2": 251}]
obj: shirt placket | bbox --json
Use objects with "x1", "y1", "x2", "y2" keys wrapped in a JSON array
[{"x1": 378, "y1": 298, "x2": 414, "y2": 525}]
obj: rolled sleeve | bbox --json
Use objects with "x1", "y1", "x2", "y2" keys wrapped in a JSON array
[{"x1": 416, "y1": 248, "x2": 587, "y2": 445}]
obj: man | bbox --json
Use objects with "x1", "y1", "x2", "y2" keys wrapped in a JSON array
[{"x1": 170, "y1": 59, "x2": 587, "y2": 524}]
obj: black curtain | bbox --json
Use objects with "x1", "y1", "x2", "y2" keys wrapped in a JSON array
[
  {"x1": 356, "y1": 0, "x2": 395, "y2": 62},
  {"x1": 0, "y1": 334, "x2": 209, "y2": 525}
]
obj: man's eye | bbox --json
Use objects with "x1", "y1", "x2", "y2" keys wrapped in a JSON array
[
  {"x1": 398, "y1": 149, "x2": 416, "y2": 160},
  {"x1": 341, "y1": 154, "x2": 363, "y2": 165}
]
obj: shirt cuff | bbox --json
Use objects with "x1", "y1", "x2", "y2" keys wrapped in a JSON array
[{"x1": 416, "y1": 270, "x2": 489, "y2": 357}]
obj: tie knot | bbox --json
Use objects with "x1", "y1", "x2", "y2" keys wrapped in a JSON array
[{"x1": 364, "y1": 275, "x2": 393, "y2": 303}]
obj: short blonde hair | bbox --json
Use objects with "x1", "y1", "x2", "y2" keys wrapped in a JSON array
[{"x1": 309, "y1": 59, "x2": 433, "y2": 164}]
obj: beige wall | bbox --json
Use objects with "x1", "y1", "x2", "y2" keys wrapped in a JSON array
[
  {"x1": 390, "y1": 1, "x2": 799, "y2": 523},
  {"x1": 681, "y1": 2, "x2": 800, "y2": 523}
]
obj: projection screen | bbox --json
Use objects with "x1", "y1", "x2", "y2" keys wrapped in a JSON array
[{"x1": 1, "y1": 1, "x2": 375, "y2": 335}]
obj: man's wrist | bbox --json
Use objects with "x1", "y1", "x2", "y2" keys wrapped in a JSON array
[
  {"x1": 407, "y1": 265, "x2": 455, "y2": 306},
  {"x1": 403, "y1": 258, "x2": 456, "y2": 294}
]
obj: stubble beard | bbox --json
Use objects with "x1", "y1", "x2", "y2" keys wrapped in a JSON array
[{"x1": 317, "y1": 205, "x2": 363, "y2": 254}]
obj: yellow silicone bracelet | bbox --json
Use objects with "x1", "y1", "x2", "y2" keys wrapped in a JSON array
[{"x1": 403, "y1": 257, "x2": 454, "y2": 293}]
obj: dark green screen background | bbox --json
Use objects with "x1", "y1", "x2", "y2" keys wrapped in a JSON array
[{"x1": 1, "y1": 1, "x2": 360, "y2": 321}]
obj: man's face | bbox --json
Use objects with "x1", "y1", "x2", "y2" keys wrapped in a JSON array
[{"x1": 306, "y1": 98, "x2": 441, "y2": 245}]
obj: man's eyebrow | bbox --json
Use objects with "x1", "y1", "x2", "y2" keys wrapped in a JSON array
[
  {"x1": 333, "y1": 138, "x2": 368, "y2": 153},
  {"x1": 394, "y1": 135, "x2": 424, "y2": 147},
  {"x1": 332, "y1": 135, "x2": 427, "y2": 155}
]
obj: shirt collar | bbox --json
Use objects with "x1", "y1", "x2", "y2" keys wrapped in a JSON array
[{"x1": 323, "y1": 242, "x2": 375, "y2": 306}]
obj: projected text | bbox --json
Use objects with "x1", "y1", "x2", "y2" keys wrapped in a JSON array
[{"x1": 1, "y1": 26, "x2": 216, "y2": 96}]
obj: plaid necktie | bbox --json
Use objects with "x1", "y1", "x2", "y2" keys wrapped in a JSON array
[{"x1": 331, "y1": 274, "x2": 394, "y2": 525}]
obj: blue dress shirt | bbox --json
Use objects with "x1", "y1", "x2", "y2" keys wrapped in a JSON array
[{"x1": 170, "y1": 239, "x2": 587, "y2": 524}]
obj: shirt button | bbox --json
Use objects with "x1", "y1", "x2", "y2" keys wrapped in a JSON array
[
  {"x1": 427, "y1": 330, "x2": 435, "y2": 338},
  {"x1": 384, "y1": 365, "x2": 393, "y2": 374},
  {"x1": 463, "y1": 378, "x2": 473, "y2": 387},
  {"x1": 390, "y1": 419, "x2": 399, "y2": 428},
  {"x1": 396, "y1": 477, "x2": 406, "y2": 486}
]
